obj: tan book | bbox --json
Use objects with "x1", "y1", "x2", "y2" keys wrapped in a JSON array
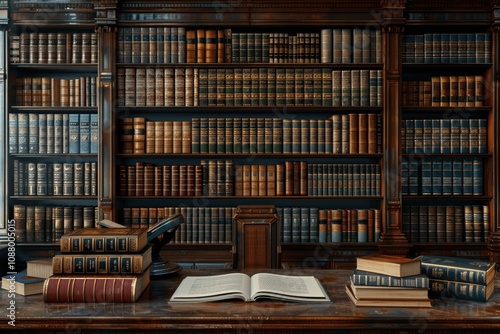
[
  {"x1": 440, "y1": 76, "x2": 450, "y2": 107},
  {"x1": 196, "y1": 29, "x2": 206, "y2": 62},
  {"x1": 356, "y1": 254, "x2": 421, "y2": 278},
  {"x1": 186, "y1": 29, "x2": 196, "y2": 63},
  {"x1": 26, "y1": 258, "x2": 53, "y2": 278},
  {"x1": 164, "y1": 121, "x2": 173, "y2": 153},
  {"x1": 348, "y1": 281, "x2": 429, "y2": 300},
  {"x1": 346, "y1": 284, "x2": 431, "y2": 308},
  {"x1": 431, "y1": 76, "x2": 440, "y2": 107},
  {"x1": 358, "y1": 113, "x2": 368, "y2": 154}
]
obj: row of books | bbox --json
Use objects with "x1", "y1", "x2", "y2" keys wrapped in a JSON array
[
  {"x1": 402, "y1": 157, "x2": 484, "y2": 196},
  {"x1": 402, "y1": 75, "x2": 485, "y2": 107},
  {"x1": 402, "y1": 118, "x2": 488, "y2": 154},
  {"x1": 122, "y1": 114, "x2": 382, "y2": 155},
  {"x1": 9, "y1": 113, "x2": 99, "y2": 154},
  {"x1": 402, "y1": 205, "x2": 490, "y2": 243},
  {"x1": 117, "y1": 67, "x2": 383, "y2": 107},
  {"x1": 10, "y1": 32, "x2": 98, "y2": 64},
  {"x1": 118, "y1": 161, "x2": 381, "y2": 198},
  {"x1": 12, "y1": 204, "x2": 98, "y2": 243},
  {"x1": 283, "y1": 207, "x2": 382, "y2": 243},
  {"x1": 14, "y1": 76, "x2": 97, "y2": 107},
  {"x1": 120, "y1": 206, "x2": 381, "y2": 244},
  {"x1": 116, "y1": 26, "x2": 382, "y2": 64},
  {"x1": 13, "y1": 161, "x2": 98, "y2": 197},
  {"x1": 402, "y1": 33, "x2": 491, "y2": 63}
]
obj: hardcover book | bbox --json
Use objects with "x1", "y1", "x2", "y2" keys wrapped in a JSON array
[
  {"x1": 345, "y1": 284, "x2": 431, "y2": 308},
  {"x1": 43, "y1": 266, "x2": 151, "y2": 303},
  {"x1": 348, "y1": 281, "x2": 429, "y2": 300},
  {"x1": 2, "y1": 269, "x2": 45, "y2": 296},
  {"x1": 429, "y1": 278, "x2": 494, "y2": 302},
  {"x1": 352, "y1": 269, "x2": 429, "y2": 288},
  {"x1": 27, "y1": 258, "x2": 53, "y2": 278},
  {"x1": 60, "y1": 227, "x2": 148, "y2": 253},
  {"x1": 356, "y1": 254, "x2": 421, "y2": 277},
  {"x1": 419, "y1": 255, "x2": 496, "y2": 285}
]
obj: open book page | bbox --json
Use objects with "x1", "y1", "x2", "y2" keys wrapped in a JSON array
[
  {"x1": 169, "y1": 273, "x2": 251, "y2": 302},
  {"x1": 250, "y1": 273, "x2": 330, "y2": 302}
]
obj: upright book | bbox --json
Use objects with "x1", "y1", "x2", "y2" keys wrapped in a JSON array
[
  {"x1": 356, "y1": 254, "x2": 421, "y2": 277},
  {"x1": 169, "y1": 272, "x2": 330, "y2": 302}
]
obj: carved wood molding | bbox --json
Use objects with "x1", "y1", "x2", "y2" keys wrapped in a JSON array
[
  {"x1": 118, "y1": 0, "x2": 381, "y2": 10},
  {"x1": 93, "y1": 0, "x2": 118, "y2": 25},
  {"x1": 406, "y1": 0, "x2": 491, "y2": 10}
]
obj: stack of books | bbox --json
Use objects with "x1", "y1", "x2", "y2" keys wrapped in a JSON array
[
  {"x1": 1, "y1": 258, "x2": 53, "y2": 296},
  {"x1": 420, "y1": 255, "x2": 496, "y2": 302},
  {"x1": 43, "y1": 227, "x2": 152, "y2": 302},
  {"x1": 346, "y1": 254, "x2": 432, "y2": 307}
]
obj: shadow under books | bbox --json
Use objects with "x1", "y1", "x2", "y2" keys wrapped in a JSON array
[{"x1": 98, "y1": 213, "x2": 185, "y2": 278}]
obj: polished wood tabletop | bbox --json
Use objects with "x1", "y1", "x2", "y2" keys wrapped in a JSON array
[{"x1": 2, "y1": 268, "x2": 500, "y2": 333}]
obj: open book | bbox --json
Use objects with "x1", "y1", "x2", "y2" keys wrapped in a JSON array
[{"x1": 169, "y1": 272, "x2": 330, "y2": 302}]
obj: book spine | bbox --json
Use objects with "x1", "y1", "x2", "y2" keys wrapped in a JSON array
[
  {"x1": 429, "y1": 279, "x2": 490, "y2": 302},
  {"x1": 43, "y1": 275, "x2": 144, "y2": 303},
  {"x1": 60, "y1": 234, "x2": 142, "y2": 253},
  {"x1": 352, "y1": 272, "x2": 429, "y2": 288},
  {"x1": 421, "y1": 262, "x2": 489, "y2": 285},
  {"x1": 52, "y1": 252, "x2": 149, "y2": 275}
]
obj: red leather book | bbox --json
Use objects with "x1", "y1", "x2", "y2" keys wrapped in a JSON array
[{"x1": 43, "y1": 266, "x2": 150, "y2": 303}]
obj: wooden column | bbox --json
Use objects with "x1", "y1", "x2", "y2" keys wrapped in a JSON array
[
  {"x1": 488, "y1": 0, "x2": 500, "y2": 265},
  {"x1": 0, "y1": 1, "x2": 7, "y2": 229},
  {"x1": 378, "y1": 0, "x2": 411, "y2": 255},
  {"x1": 93, "y1": 0, "x2": 118, "y2": 221}
]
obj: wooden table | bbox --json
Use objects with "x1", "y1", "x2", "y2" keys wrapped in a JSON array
[{"x1": 1, "y1": 268, "x2": 500, "y2": 333}]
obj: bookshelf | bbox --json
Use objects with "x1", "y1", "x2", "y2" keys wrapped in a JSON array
[
  {"x1": 1, "y1": 0, "x2": 499, "y2": 270},
  {"x1": 3, "y1": 0, "x2": 99, "y2": 246}
]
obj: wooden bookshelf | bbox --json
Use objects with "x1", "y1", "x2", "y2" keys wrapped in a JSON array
[{"x1": 1, "y1": 0, "x2": 499, "y2": 269}]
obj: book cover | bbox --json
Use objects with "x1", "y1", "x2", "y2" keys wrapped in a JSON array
[
  {"x1": 43, "y1": 266, "x2": 151, "y2": 303},
  {"x1": 2, "y1": 269, "x2": 45, "y2": 296},
  {"x1": 419, "y1": 255, "x2": 496, "y2": 285},
  {"x1": 346, "y1": 284, "x2": 432, "y2": 308},
  {"x1": 429, "y1": 278, "x2": 494, "y2": 302},
  {"x1": 356, "y1": 254, "x2": 421, "y2": 278},
  {"x1": 348, "y1": 282, "x2": 429, "y2": 300}
]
